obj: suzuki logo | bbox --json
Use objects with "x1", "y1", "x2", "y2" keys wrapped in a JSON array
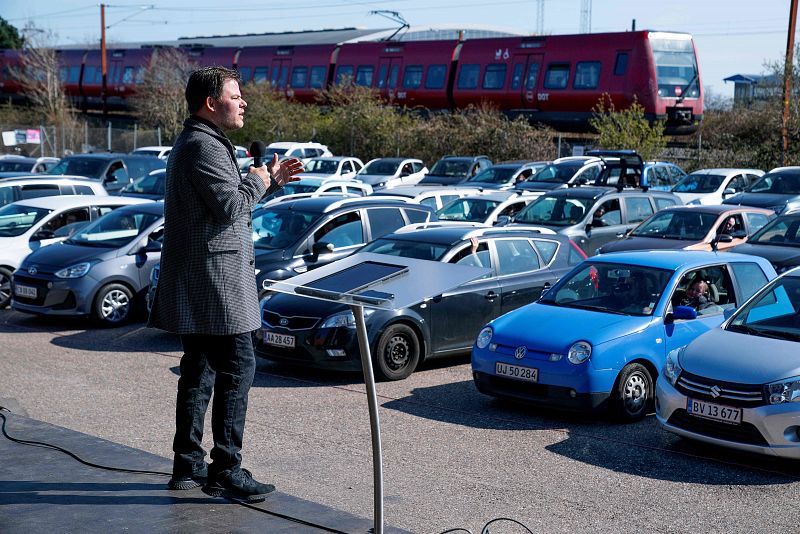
[
  {"x1": 710, "y1": 385, "x2": 722, "y2": 398},
  {"x1": 28, "y1": 266, "x2": 38, "y2": 275},
  {"x1": 279, "y1": 318, "x2": 289, "y2": 326},
  {"x1": 514, "y1": 346, "x2": 527, "y2": 360}
]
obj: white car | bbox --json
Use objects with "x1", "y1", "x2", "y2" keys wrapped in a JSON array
[
  {"x1": 672, "y1": 168, "x2": 765, "y2": 205},
  {"x1": 0, "y1": 176, "x2": 108, "y2": 208},
  {"x1": 263, "y1": 141, "x2": 332, "y2": 164},
  {"x1": 371, "y1": 185, "x2": 486, "y2": 210},
  {"x1": 257, "y1": 177, "x2": 372, "y2": 208},
  {"x1": 132, "y1": 146, "x2": 172, "y2": 160},
  {"x1": 0, "y1": 195, "x2": 150, "y2": 308},
  {"x1": 436, "y1": 190, "x2": 544, "y2": 226},
  {"x1": 300, "y1": 157, "x2": 364, "y2": 180},
  {"x1": 355, "y1": 157, "x2": 428, "y2": 189}
]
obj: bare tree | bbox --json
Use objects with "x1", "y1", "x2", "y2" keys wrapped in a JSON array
[{"x1": 130, "y1": 48, "x2": 196, "y2": 143}]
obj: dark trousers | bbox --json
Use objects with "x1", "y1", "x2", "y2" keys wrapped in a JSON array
[{"x1": 173, "y1": 332, "x2": 256, "y2": 476}]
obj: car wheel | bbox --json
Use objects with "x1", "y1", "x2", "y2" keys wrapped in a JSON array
[
  {"x1": 373, "y1": 324, "x2": 420, "y2": 381},
  {"x1": 0, "y1": 267, "x2": 12, "y2": 309},
  {"x1": 93, "y1": 283, "x2": 134, "y2": 326},
  {"x1": 611, "y1": 363, "x2": 653, "y2": 422}
]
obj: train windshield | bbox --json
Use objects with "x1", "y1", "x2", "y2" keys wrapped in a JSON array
[{"x1": 650, "y1": 34, "x2": 699, "y2": 100}]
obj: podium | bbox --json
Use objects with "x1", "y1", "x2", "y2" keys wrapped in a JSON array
[{"x1": 266, "y1": 252, "x2": 490, "y2": 534}]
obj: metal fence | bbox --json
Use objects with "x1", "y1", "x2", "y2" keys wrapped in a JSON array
[{"x1": 0, "y1": 123, "x2": 164, "y2": 158}]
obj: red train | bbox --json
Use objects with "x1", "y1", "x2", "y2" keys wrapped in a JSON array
[{"x1": 0, "y1": 30, "x2": 703, "y2": 134}]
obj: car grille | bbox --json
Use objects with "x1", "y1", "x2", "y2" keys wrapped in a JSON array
[
  {"x1": 667, "y1": 409, "x2": 769, "y2": 446},
  {"x1": 676, "y1": 371, "x2": 765, "y2": 408},
  {"x1": 262, "y1": 310, "x2": 319, "y2": 330},
  {"x1": 12, "y1": 274, "x2": 51, "y2": 306}
]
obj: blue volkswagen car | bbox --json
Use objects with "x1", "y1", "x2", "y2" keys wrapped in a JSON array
[{"x1": 471, "y1": 251, "x2": 777, "y2": 421}]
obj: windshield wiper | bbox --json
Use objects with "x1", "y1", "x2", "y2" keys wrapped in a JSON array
[
  {"x1": 727, "y1": 323, "x2": 787, "y2": 339},
  {"x1": 676, "y1": 71, "x2": 698, "y2": 104},
  {"x1": 562, "y1": 303, "x2": 628, "y2": 315}
]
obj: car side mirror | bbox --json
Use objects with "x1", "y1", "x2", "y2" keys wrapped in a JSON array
[
  {"x1": 715, "y1": 234, "x2": 734, "y2": 243},
  {"x1": 722, "y1": 188, "x2": 736, "y2": 197},
  {"x1": 578, "y1": 177, "x2": 587, "y2": 185},
  {"x1": 585, "y1": 222, "x2": 592, "y2": 235},
  {"x1": 668, "y1": 305, "x2": 698, "y2": 323},
  {"x1": 731, "y1": 230, "x2": 747, "y2": 239},
  {"x1": 312, "y1": 241, "x2": 334, "y2": 257},
  {"x1": 31, "y1": 229, "x2": 55, "y2": 241},
  {"x1": 495, "y1": 215, "x2": 511, "y2": 227},
  {"x1": 144, "y1": 240, "x2": 162, "y2": 253}
]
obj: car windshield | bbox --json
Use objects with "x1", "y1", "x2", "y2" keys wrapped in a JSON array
[
  {"x1": 122, "y1": 172, "x2": 164, "y2": 195},
  {"x1": 540, "y1": 262, "x2": 673, "y2": 316},
  {"x1": 251, "y1": 209, "x2": 319, "y2": 250},
  {"x1": 361, "y1": 237, "x2": 449, "y2": 261},
  {"x1": 0, "y1": 204, "x2": 51, "y2": 237},
  {"x1": 125, "y1": 158, "x2": 165, "y2": 179},
  {"x1": 747, "y1": 216, "x2": 800, "y2": 246},
  {"x1": 528, "y1": 163, "x2": 583, "y2": 183},
  {"x1": 0, "y1": 161, "x2": 32, "y2": 172},
  {"x1": 437, "y1": 198, "x2": 501, "y2": 222},
  {"x1": 68, "y1": 210, "x2": 161, "y2": 248},
  {"x1": 47, "y1": 157, "x2": 106, "y2": 179},
  {"x1": 464, "y1": 167, "x2": 516, "y2": 184},
  {"x1": 630, "y1": 210, "x2": 717, "y2": 240},
  {"x1": 749, "y1": 171, "x2": 800, "y2": 194},
  {"x1": 429, "y1": 160, "x2": 470, "y2": 177},
  {"x1": 513, "y1": 195, "x2": 594, "y2": 226},
  {"x1": 304, "y1": 160, "x2": 339, "y2": 174},
  {"x1": 672, "y1": 173, "x2": 725, "y2": 193},
  {"x1": 726, "y1": 276, "x2": 800, "y2": 341},
  {"x1": 259, "y1": 182, "x2": 321, "y2": 203},
  {"x1": 360, "y1": 160, "x2": 400, "y2": 176},
  {"x1": 265, "y1": 148, "x2": 287, "y2": 157}
]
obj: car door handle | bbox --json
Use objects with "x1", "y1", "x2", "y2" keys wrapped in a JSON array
[{"x1": 485, "y1": 291, "x2": 498, "y2": 300}]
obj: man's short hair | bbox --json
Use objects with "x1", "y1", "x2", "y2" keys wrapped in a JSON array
[{"x1": 185, "y1": 66, "x2": 242, "y2": 114}]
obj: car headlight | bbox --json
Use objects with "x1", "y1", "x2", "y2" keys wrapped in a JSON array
[
  {"x1": 567, "y1": 341, "x2": 591, "y2": 364},
  {"x1": 767, "y1": 376, "x2": 800, "y2": 404},
  {"x1": 663, "y1": 347, "x2": 684, "y2": 386},
  {"x1": 55, "y1": 262, "x2": 94, "y2": 279},
  {"x1": 319, "y1": 309, "x2": 375, "y2": 329},
  {"x1": 476, "y1": 326, "x2": 493, "y2": 349}
]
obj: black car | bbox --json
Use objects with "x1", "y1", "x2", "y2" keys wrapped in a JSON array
[
  {"x1": 418, "y1": 155, "x2": 492, "y2": 186},
  {"x1": 254, "y1": 226, "x2": 586, "y2": 380},
  {"x1": 253, "y1": 196, "x2": 436, "y2": 296},
  {"x1": 730, "y1": 214, "x2": 800, "y2": 273},
  {"x1": 722, "y1": 167, "x2": 800, "y2": 214},
  {"x1": 460, "y1": 160, "x2": 547, "y2": 190},
  {"x1": 118, "y1": 169, "x2": 165, "y2": 200},
  {"x1": 47, "y1": 153, "x2": 166, "y2": 193}
]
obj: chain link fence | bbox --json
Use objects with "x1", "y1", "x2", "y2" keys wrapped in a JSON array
[{"x1": 0, "y1": 123, "x2": 164, "y2": 158}]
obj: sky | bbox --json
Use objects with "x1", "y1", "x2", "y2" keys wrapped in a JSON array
[{"x1": 4, "y1": 0, "x2": 798, "y2": 99}]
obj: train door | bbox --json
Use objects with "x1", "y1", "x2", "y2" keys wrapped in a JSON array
[
  {"x1": 511, "y1": 54, "x2": 542, "y2": 110},
  {"x1": 270, "y1": 58, "x2": 290, "y2": 91},
  {"x1": 376, "y1": 57, "x2": 402, "y2": 101}
]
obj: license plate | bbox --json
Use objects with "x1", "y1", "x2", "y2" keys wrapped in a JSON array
[
  {"x1": 686, "y1": 398, "x2": 742, "y2": 425},
  {"x1": 14, "y1": 284, "x2": 37, "y2": 298},
  {"x1": 264, "y1": 331, "x2": 295, "y2": 348},
  {"x1": 495, "y1": 362, "x2": 538, "y2": 382}
]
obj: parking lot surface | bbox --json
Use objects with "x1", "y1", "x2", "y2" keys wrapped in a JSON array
[{"x1": 1, "y1": 309, "x2": 799, "y2": 533}]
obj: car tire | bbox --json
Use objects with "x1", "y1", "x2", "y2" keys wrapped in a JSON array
[
  {"x1": 0, "y1": 267, "x2": 12, "y2": 309},
  {"x1": 373, "y1": 324, "x2": 420, "y2": 381},
  {"x1": 93, "y1": 283, "x2": 134, "y2": 327},
  {"x1": 611, "y1": 363, "x2": 653, "y2": 422}
]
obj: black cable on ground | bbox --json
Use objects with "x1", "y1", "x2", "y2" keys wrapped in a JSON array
[{"x1": 0, "y1": 407, "x2": 350, "y2": 534}]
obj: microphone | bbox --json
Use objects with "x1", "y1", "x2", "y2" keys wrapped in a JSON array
[{"x1": 249, "y1": 140, "x2": 266, "y2": 168}]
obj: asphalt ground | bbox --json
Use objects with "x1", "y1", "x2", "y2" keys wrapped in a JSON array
[{"x1": 1, "y1": 308, "x2": 799, "y2": 533}]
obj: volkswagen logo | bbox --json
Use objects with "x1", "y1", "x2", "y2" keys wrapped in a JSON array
[
  {"x1": 28, "y1": 266, "x2": 38, "y2": 275},
  {"x1": 710, "y1": 385, "x2": 722, "y2": 398},
  {"x1": 514, "y1": 346, "x2": 527, "y2": 360},
  {"x1": 279, "y1": 318, "x2": 289, "y2": 326}
]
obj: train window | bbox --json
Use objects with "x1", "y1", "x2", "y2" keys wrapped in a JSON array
[
  {"x1": 573, "y1": 61, "x2": 600, "y2": 89},
  {"x1": 483, "y1": 64, "x2": 507, "y2": 90},
  {"x1": 525, "y1": 63, "x2": 540, "y2": 90},
  {"x1": 122, "y1": 67, "x2": 134, "y2": 85},
  {"x1": 310, "y1": 66, "x2": 326, "y2": 88},
  {"x1": 511, "y1": 63, "x2": 523, "y2": 89},
  {"x1": 291, "y1": 67, "x2": 308, "y2": 88},
  {"x1": 355, "y1": 66, "x2": 374, "y2": 86},
  {"x1": 377, "y1": 64, "x2": 387, "y2": 88},
  {"x1": 388, "y1": 64, "x2": 399, "y2": 88},
  {"x1": 336, "y1": 65, "x2": 354, "y2": 85},
  {"x1": 59, "y1": 67, "x2": 68, "y2": 83},
  {"x1": 83, "y1": 66, "x2": 96, "y2": 85},
  {"x1": 238, "y1": 67, "x2": 252, "y2": 84},
  {"x1": 253, "y1": 67, "x2": 268, "y2": 84},
  {"x1": 425, "y1": 65, "x2": 446, "y2": 89},
  {"x1": 403, "y1": 65, "x2": 423, "y2": 89},
  {"x1": 544, "y1": 64, "x2": 569, "y2": 89},
  {"x1": 135, "y1": 67, "x2": 145, "y2": 84},
  {"x1": 279, "y1": 66, "x2": 289, "y2": 88},
  {"x1": 614, "y1": 53, "x2": 628, "y2": 75},
  {"x1": 457, "y1": 64, "x2": 480, "y2": 89},
  {"x1": 70, "y1": 66, "x2": 82, "y2": 83}
]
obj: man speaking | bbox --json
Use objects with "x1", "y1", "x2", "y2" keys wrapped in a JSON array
[{"x1": 149, "y1": 66, "x2": 302, "y2": 502}]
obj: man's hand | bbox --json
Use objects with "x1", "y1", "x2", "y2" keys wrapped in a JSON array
[{"x1": 268, "y1": 153, "x2": 304, "y2": 187}]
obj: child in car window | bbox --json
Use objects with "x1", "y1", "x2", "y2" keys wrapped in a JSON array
[{"x1": 680, "y1": 279, "x2": 714, "y2": 312}]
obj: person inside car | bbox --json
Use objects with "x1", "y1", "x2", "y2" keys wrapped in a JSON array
[
  {"x1": 680, "y1": 279, "x2": 715, "y2": 312},
  {"x1": 718, "y1": 216, "x2": 736, "y2": 235}
]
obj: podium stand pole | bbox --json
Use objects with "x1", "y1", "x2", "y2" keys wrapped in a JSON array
[{"x1": 351, "y1": 304, "x2": 384, "y2": 534}]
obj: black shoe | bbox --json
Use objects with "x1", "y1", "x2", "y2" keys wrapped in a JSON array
[
  {"x1": 168, "y1": 462, "x2": 208, "y2": 490},
  {"x1": 202, "y1": 468, "x2": 276, "y2": 503}
]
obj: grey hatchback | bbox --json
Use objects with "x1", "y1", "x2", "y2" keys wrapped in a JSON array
[{"x1": 12, "y1": 202, "x2": 163, "y2": 326}]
